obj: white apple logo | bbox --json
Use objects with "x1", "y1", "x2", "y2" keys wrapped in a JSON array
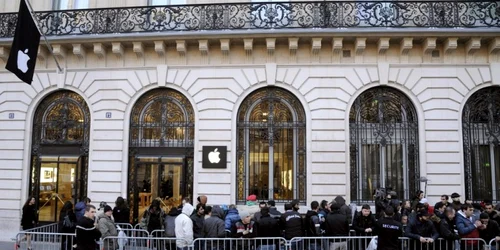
[
  {"x1": 17, "y1": 49, "x2": 30, "y2": 73},
  {"x1": 208, "y1": 148, "x2": 221, "y2": 164}
]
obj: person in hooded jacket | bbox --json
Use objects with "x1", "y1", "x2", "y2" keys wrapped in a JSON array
[
  {"x1": 75, "y1": 197, "x2": 91, "y2": 222},
  {"x1": 175, "y1": 203, "x2": 195, "y2": 250},
  {"x1": 202, "y1": 205, "x2": 226, "y2": 250},
  {"x1": 255, "y1": 207, "x2": 281, "y2": 249},
  {"x1": 98, "y1": 205, "x2": 118, "y2": 250},
  {"x1": 112, "y1": 196, "x2": 130, "y2": 224},
  {"x1": 333, "y1": 196, "x2": 353, "y2": 224},
  {"x1": 323, "y1": 203, "x2": 349, "y2": 250},
  {"x1": 224, "y1": 204, "x2": 240, "y2": 236}
]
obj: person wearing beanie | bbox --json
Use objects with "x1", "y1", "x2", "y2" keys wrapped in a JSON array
[
  {"x1": 97, "y1": 205, "x2": 118, "y2": 250},
  {"x1": 451, "y1": 193, "x2": 462, "y2": 211},
  {"x1": 233, "y1": 209, "x2": 256, "y2": 248},
  {"x1": 405, "y1": 209, "x2": 439, "y2": 250}
]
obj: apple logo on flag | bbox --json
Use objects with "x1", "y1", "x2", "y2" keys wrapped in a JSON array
[
  {"x1": 208, "y1": 148, "x2": 221, "y2": 164},
  {"x1": 17, "y1": 49, "x2": 30, "y2": 73}
]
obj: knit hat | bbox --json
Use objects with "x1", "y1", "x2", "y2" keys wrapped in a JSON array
[
  {"x1": 451, "y1": 193, "x2": 460, "y2": 199},
  {"x1": 247, "y1": 195, "x2": 257, "y2": 202},
  {"x1": 419, "y1": 198, "x2": 428, "y2": 204},
  {"x1": 239, "y1": 210, "x2": 250, "y2": 220},
  {"x1": 104, "y1": 205, "x2": 112, "y2": 213}
]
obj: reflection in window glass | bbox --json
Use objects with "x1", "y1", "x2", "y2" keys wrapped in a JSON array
[{"x1": 471, "y1": 145, "x2": 493, "y2": 200}]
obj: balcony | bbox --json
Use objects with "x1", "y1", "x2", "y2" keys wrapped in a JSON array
[{"x1": 0, "y1": 1, "x2": 499, "y2": 38}]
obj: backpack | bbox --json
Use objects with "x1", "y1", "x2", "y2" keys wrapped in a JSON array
[{"x1": 62, "y1": 214, "x2": 75, "y2": 228}]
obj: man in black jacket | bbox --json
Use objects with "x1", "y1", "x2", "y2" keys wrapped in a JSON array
[
  {"x1": 323, "y1": 203, "x2": 349, "y2": 250},
  {"x1": 255, "y1": 207, "x2": 281, "y2": 249},
  {"x1": 405, "y1": 210, "x2": 439, "y2": 250},
  {"x1": 352, "y1": 204, "x2": 376, "y2": 249},
  {"x1": 280, "y1": 201, "x2": 304, "y2": 249},
  {"x1": 305, "y1": 201, "x2": 322, "y2": 250},
  {"x1": 375, "y1": 206, "x2": 402, "y2": 250},
  {"x1": 75, "y1": 205, "x2": 101, "y2": 250},
  {"x1": 478, "y1": 212, "x2": 500, "y2": 249}
]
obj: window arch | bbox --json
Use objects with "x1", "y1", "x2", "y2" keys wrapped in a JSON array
[
  {"x1": 30, "y1": 90, "x2": 90, "y2": 222},
  {"x1": 128, "y1": 88, "x2": 195, "y2": 223},
  {"x1": 236, "y1": 87, "x2": 306, "y2": 204},
  {"x1": 349, "y1": 87, "x2": 419, "y2": 202},
  {"x1": 463, "y1": 86, "x2": 500, "y2": 202}
]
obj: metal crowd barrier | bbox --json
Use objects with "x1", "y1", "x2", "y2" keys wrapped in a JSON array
[
  {"x1": 115, "y1": 223, "x2": 134, "y2": 230},
  {"x1": 289, "y1": 236, "x2": 373, "y2": 250},
  {"x1": 192, "y1": 237, "x2": 287, "y2": 250},
  {"x1": 102, "y1": 236, "x2": 189, "y2": 250},
  {"x1": 23, "y1": 223, "x2": 59, "y2": 234},
  {"x1": 16, "y1": 232, "x2": 75, "y2": 250}
]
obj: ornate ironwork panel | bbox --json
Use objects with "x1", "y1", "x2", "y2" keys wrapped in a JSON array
[
  {"x1": 462, "y1": 87, "x2": 500, "y2": 202},
  {"x1": 0, "y1": 1, "x2": 498, "y2": 38},
  {"x1": 129, "y1": 88, "x2": 194, "y2": 148},
  {"x1": 236, "y1": 87, "x2": 306, "y2": 204},
  {"x1": 29, "y1": 90, "x2": 91, "y2": 219},
  {"x1": 349, "y1": 87, "x2": 419, "y2": 203}
]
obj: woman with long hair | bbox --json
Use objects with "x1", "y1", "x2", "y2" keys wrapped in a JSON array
[
  {"x1": 59, "y1": 201, "x2": 76, "y2": 250},
  {"x1": 21, "y1": 197, "x2": 37, "y2": 250}
]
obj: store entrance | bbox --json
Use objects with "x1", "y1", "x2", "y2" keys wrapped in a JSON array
[
  {"x1": 35, "y1": 155, "x2": 84, "y2": 222},
  {"x1": 131, "y1": 156, "x2": 185, "y2": 221}
]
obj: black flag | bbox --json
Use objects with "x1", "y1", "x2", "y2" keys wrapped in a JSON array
[{"x1": 5, "y1": 0, "x2": 41, "y2": 84}]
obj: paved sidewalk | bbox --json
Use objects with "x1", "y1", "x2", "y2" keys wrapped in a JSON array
[{"x1": 0, "y1": 241, "x2": 14, "y2": 250}]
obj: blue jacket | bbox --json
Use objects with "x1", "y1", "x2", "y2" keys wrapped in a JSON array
[
  {"x1": 224, "y1": 208, "x2": 240, "y2": 231},
  {"x1": 456, "y1": 211, "x2": 476, "y2": 236},
  {"x1": 75, "y1": 201, "x2": 86, "y2": 222}
]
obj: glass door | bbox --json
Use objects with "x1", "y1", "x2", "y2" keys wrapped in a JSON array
[
  {"x1": 131, "y1": 156, "x2": 184, "y2": 221},
  {"x1": 37, "y1": 156, "x2": 79, "y2": 222}
]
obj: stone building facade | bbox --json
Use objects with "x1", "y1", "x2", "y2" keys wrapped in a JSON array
[{"x1": 0, "y1": 0, "x2": 499, "y2": 241}]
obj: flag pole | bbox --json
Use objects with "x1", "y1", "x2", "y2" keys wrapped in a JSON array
[{"x1": 22, "y1": 0, "x2": 64, "y2": 73}]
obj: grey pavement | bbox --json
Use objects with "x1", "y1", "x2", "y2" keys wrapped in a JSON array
[{"x1": 0, "y1": 241, "x2": 15, "y2": 250}]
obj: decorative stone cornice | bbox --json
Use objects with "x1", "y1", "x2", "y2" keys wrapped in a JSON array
[
  {"x1": 53, "y1": 44, "x2": 67, "y2": 60},
  {"x1": 332, "y1": 37, "x2": 343, "y2": 52},
  {"x1": 355, "y1": 38, "x2": 366, "y2": 55},
  {"x1": 400, "y1": 37, "x2": 413, "y2": 55},
  {"x1": 311, "y1": 38, "x2": 322, "y2": 54},
  {"x1": 423, "y1": 37, "x2": 437, "y2": 54},
  {"x1": 444, "y1": 38, "x2": 458, "y2": 53},
  {"x1": 154, "y1": 41, "x2": 166, "y2": 56},
  {"x1": 220, "y1": 39, "x2": 230, "y2": 55},
  {"x1": 199, "y1": 40, "x2": 209, "y2": 55},
  {"x1": 244, "y1": 39, "x2": 253, "y2": 52},
  {"x1": 93, "y1": 43, "x2": 106, "y2": 58},
  {"x1": 378, "y1": 38, "x2": 390, "y2": 54},
  {"x1": 289, "y1": 38, "x2": 299, "y2": 53},
  {"x1": 176, "y1": 40, "x2": 186, "y2": 55},
  {"x1": 72, "y1": 44, "x2": 86, "y2": 60},
  {"x1": 489, "y1": 37, "x2": 500, "y2": 54},
  {"x1": 466, "y1": 37, "x2": 481, "y2": 54},
  {"x1": 112, "y1": 42, "x2": 124, "y2": 58},
  {"x1": 133, "y1": 42, "x2": 144, "y2": 58},
  {"x1": 266, "y1": 38, "x2": 276, "y2": 54},
  {"x1": 0, "y1": 46, "x2": 9, "y2": 62}
]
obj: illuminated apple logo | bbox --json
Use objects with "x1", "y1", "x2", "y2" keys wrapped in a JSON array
[
  {"x1": 17, "y1": 49, "x2": 30, "y2": 73},
  {"x1": 208, "y1": 148, "x2": 221, "y2": 164}
]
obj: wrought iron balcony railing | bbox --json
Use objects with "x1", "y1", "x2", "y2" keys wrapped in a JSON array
[{"x1": 0, "y1": 1, "x2": 499, "y2": 38}]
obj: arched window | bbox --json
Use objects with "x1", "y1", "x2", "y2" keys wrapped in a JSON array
[
  {"x1": 236, "y1": 87, "x2": 306, "y2": 203},
  {"x1": 349, "y1": 87, "x2": 419, "y2": 202},
  {"x1": 463, "y1": 87, "x2": 500, "y2": 202},
  {"x1": 30, "y1": 90, "x2": 90, "y2": 222},
  {"x1": 128, "y1": 88, "x2": 194, "y2": 223}
]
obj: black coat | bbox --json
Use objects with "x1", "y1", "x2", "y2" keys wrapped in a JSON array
[
  {"x1": 352, "y1": 211, "x2": 376, "y2": 236},
  {"x1": 255, "y1": 215, "x2": 281, "y2": 238},
  {"x1": 21, "y1": 204, "x2": 37, "y2": 230},
  {"x1": 438, "y1": 218, "x2": 460, "y2": 250},
  {"x1": 59, "y1": 210, "x2": 77, "y2": 233},
  {"x1": 76, "y1": 217, "x2": 101, "y2": 250},
  {"x1": 323, "y1": 211, "x2": 349, "y2": 239},
  {"x1": 280, "y1": 210, "x2": 304, "y2": 240},
  {"x1": 375, "y1": 216, "x2": 402, "y2": 250},
  {"x1": 112, "y1": 206, "x2": 130, "y2": 224}
]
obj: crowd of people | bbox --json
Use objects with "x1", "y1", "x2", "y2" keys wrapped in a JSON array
[{"x1": 20, "y1": 190, "x2": 500, "y2": 250}]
